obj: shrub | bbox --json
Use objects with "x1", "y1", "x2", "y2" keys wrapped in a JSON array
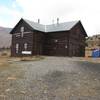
[{"x1": 1, "y1": 52, "x2": 8, "y2": 56}]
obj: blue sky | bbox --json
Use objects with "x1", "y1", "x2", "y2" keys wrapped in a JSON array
[
  {"x1": 0, "y1": 0, "x2": 100, "y2": 36},
  {"x1": 0, "y1": 0, "x2": 22, "y2": 11},
  {"x1": 0, "y1": 0, "x2": 23, "y2": 27},
  {"x1": 0, "y1": 0, "x2": 12, "y2": 7}
]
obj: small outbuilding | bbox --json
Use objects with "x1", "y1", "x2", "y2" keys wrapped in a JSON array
[{"x1": 10, "y1": 18, "x2": 87, "y2": 57}]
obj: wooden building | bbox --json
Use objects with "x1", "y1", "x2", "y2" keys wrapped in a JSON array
[{"x1": 10, "y1": 18, "x2": 87, "y2": 57}]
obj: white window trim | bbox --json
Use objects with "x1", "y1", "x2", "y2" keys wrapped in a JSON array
[
  {"x1": 16, "y1": 43, "x2": 19, "y2": 53},
  {"x1": 21, "y1": 26, "x2": 24, "y2": 37},
  {"x1": 24, "y1": 43, "x2": 28, "y2": 50}
]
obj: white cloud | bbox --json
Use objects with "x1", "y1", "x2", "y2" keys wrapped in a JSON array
[
  {"x1": 0, "y1": 6, "x2": 21, "y2": 16},
  {"x1": 1, "y1": 0, "x2": 100, "y2": 36},
  {"x1": 0, "y1": 5, "x2": 22, "y2": 27}
]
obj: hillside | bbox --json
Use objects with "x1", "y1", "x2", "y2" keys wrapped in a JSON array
[
  {"x1": 86, "y1": 34, "x2": 100, "y2": 48},
  {"x1": 85, "y1": 34, "x2": 100, "y2": 57},
  {"x1": 0, "y1": 27, "x2": 12, "y2": 48}
]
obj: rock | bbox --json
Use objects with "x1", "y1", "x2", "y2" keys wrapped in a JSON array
[
  {"x1": 7, "y1": 76, "x2": 16, "y2": 80},
  {"x1": 20, "y1": 91, "x2": 26, "y2": 94},
  {"x1": 43, "y1": 90, "x2": 48, "y2": 94},
  {"x1": 94, "y1": 78, "x2": 97, "y2": 81},
  {"x1": 5, "y1": 89, "x2": 10, "y2": 92}
]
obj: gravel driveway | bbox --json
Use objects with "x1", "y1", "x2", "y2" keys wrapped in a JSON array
[{"x1": 0, "y1": 57, "x2": 100, "y2": 100}]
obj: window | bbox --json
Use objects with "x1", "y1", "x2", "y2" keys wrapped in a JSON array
[
  {"x1": 54, "y1": 39, "x2": 58, "y2": 42},
  {"x1": 16, "y1": 43, "x2": 19, "y2": 53},
  {"x1": 24, "y1": 43, "x2": 28, "y2": 50},
  {"x1": 20, "y1": 26, "x2": 24, "y2": 37},
  {"x1": 65, "y1": 45, "x2": 67, "y2": 48}
]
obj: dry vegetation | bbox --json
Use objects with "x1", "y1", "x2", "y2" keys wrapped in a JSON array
[
  {"x1": 74, "y1": 57, "x2": 100, "y2": 63},
  {"x1": 0, "y1": 50, "x2": 10, "y2": 67},
  {"x1": 0, "y1": 57, "x2": 9, "y2": 67},
  {"x1": 0, "y1": 50, "x2": 45, "y2": 68},
  {"x1": 19, "y1": 56, "x2": 45, "y2": 61}
]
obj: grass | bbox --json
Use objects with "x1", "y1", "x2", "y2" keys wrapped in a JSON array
[{"x1": 20, "y1": 56, "x2": 45, "y2": 61}]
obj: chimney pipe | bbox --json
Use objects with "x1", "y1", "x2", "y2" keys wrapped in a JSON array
[
  {"x1": 38, "y1": 19, "x2": 40, "y2": 24},
  {"x1": 57, "y1": 18, "x2": 59, "y2": 24}
]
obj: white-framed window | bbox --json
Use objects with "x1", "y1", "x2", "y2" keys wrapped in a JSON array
[
  {"x1": 24, "y1": 43, "x2": 28, "y2": 50},
  {"x1": 20, "y1": 26, "x2": 24, "y2": 37},
  {"x1": 16, "y1": 43, "x2": 19, "y2": 53}
]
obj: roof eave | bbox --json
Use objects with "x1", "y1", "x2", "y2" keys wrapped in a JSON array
[
  {"x1": 45, "y1": 30, "x2": 70, "y2": 33},
  {"x1": 10, "y1": 18, "x2": 23, "y2": 34}
]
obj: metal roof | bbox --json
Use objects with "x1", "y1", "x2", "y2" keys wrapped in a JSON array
[
  {"x1": 24, "y1": 19, "x2": 79, "y2": 32},
  {"x1": 45, "y1": 21, "x2": 79, "y2": 32},
  {"x1": 24, "y1": 19, "x2": 45, "y2": 32}
]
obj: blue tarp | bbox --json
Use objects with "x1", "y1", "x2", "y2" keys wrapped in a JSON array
[{"x1": 92, "y1": 49, "x2": 100, "y2": 57}]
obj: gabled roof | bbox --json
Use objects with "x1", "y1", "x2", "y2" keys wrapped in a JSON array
[
  {"x1": 24, "y1": 19, "x2": 45, "y2": 32},
  {"x1": 24, "y1": 19, "x2": 79, "y2": 32},
  {"x1": 10, "y1": 18, "x2": 87, "y2": 36},
  {"x1": 45, "y1": 21, "x2": 78, "y2": 32}
]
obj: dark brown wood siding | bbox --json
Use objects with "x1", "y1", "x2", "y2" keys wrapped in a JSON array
[
  {"x1": 11, "y1": 20, "x2": 45, "y2": 56},
  {"x1": 11, "y1": 32, "x2": 34, "y2": 57},
  {"x1": 44, "y1": 31, "x2": 69, "y2": 56},
  {"x1": 11, "y1": 20, "x2": 34, "y2": 56},
  {"x1": 69, "y1": 22, "x2": 86, "y2": 57},
  {"x1": 32, "y1": 31, "x2": 45, "y2": 55}
]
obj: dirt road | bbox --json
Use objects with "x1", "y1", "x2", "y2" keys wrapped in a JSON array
[{"x1": 0, "y1": 57, "x2": 100, "y2": 100}]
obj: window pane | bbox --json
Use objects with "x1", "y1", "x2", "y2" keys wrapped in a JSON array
[
  {"x1": 16, "y1": 43, "x2": 19, "y2": 53},
  {"x1": 24, "y1": 43, "x2": 28, "y2": 50}
]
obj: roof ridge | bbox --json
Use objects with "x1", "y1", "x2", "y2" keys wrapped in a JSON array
[
  {"x1": 23, "y1": 18, "x2": 79, "y2": 26},
  {"x1": 23, "y1": 18, "x2": 44, "y2": 26},
  {"x1": 46, "y1": 20, "x2": 79, "y2": 26},
  {"x1": 20, "y1": 18, "x2": 80, "y2": 33}
]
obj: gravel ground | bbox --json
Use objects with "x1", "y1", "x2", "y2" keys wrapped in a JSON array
[{"x1": 0, "y1": 57, "x2": 100, "y2": 100}]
